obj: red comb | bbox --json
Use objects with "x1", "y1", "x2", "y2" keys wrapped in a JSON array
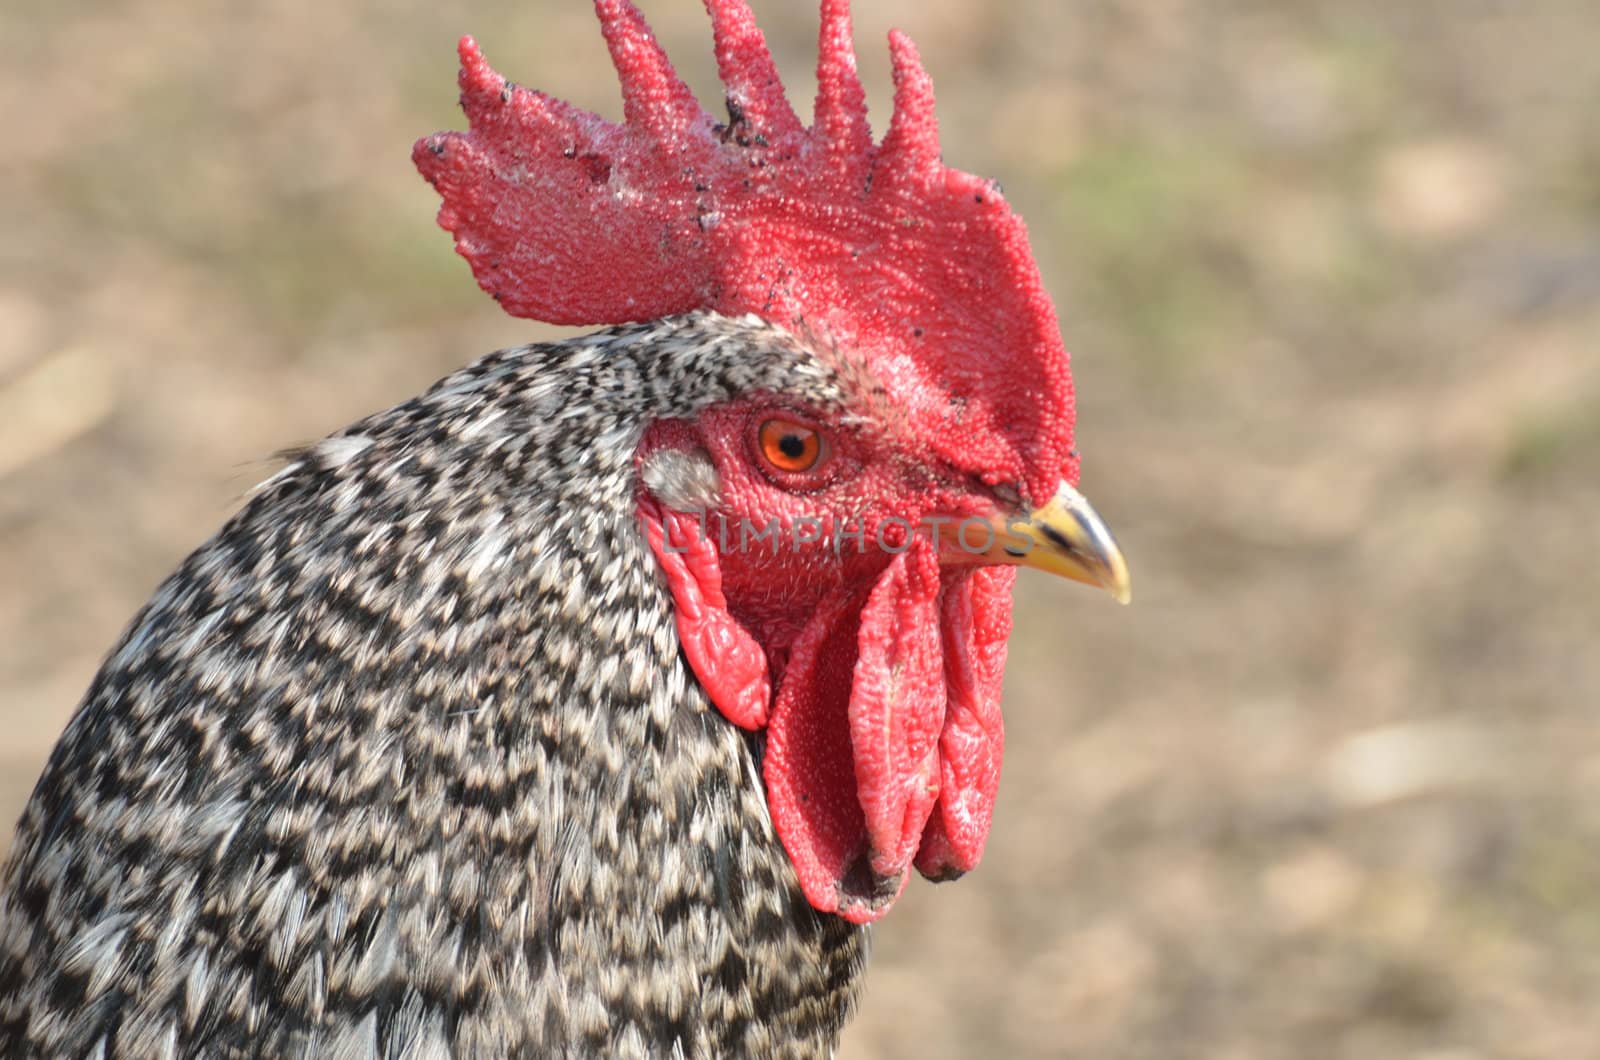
[{"x1": 414, "y1": 0, "x2": 1076, "y2": 499}]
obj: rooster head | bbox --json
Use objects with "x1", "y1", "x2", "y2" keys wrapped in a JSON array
[{"x1": 415, "y1": 0, "x2": 1130, "y2": 923}]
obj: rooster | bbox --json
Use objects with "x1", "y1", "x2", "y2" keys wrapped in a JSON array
[{"x1": 0, "y1": 0, "x2": 1128, "y2": 1055}]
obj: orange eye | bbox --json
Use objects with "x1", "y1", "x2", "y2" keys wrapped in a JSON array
[{"x1": 757, "y1": 419, "x2": 825, "y2": 473}]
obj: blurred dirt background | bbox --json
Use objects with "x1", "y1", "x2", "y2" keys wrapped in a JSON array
[{"x1": 3, "y1": 0, "x2": 1598, "y2": 1056}]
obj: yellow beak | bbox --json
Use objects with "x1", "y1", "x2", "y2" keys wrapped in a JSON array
[{"x1": 953, "y1": 480, "x2": 1131, "y2": 604}]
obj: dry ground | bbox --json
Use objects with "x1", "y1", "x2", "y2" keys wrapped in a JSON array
[{"x1": 3, "y1": 0, "x2": 1598, "y2": 1056}]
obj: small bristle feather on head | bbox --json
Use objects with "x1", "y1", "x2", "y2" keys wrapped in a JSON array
[{"x1": 414, "y1": 0, "x2": 1077, "y2": 503}]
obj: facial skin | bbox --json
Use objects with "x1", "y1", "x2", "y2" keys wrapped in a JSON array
[{"x1": 641, "y1": 396, "x2": 1017, "y2": 654}]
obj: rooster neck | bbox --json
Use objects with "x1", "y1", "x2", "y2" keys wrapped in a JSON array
[{"x1": 0, "y1": 314, "x2": 868, "y2": 1056}]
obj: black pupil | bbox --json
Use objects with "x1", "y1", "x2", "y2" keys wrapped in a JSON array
[{"x1": 777, "y1": 433, "x2": 808, "y2": 460}]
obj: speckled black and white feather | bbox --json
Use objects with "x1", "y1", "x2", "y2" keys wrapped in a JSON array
[{"x1": 0, "y1": 313, "x2": 869, "y2": 1058}]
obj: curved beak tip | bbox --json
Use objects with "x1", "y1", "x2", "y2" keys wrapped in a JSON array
[
  {"x1": 984, "y1": 481, "x2": 1132, "y2": 606},
  {"x1": 1102, "y1": 557, "x2": 1133, "y2": 606}
]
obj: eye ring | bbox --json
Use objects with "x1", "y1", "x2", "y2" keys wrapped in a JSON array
[{"x1": 757, "y1": 418, "x2": 827, "y2": 474}]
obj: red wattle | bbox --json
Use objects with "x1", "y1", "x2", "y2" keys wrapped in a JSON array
[
  {"x1": 848, "y1": 540, "x2": 947, "y2": 880},
  {"x1": 915, "y1": 565, "x2": 1015, "y2": 879},
  {"x1": 647, "y1": 498, "x2": 1017, "y2": 920},
  {"x1": 765, "y1": 586, "x2": 897, "y2": 922}
]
